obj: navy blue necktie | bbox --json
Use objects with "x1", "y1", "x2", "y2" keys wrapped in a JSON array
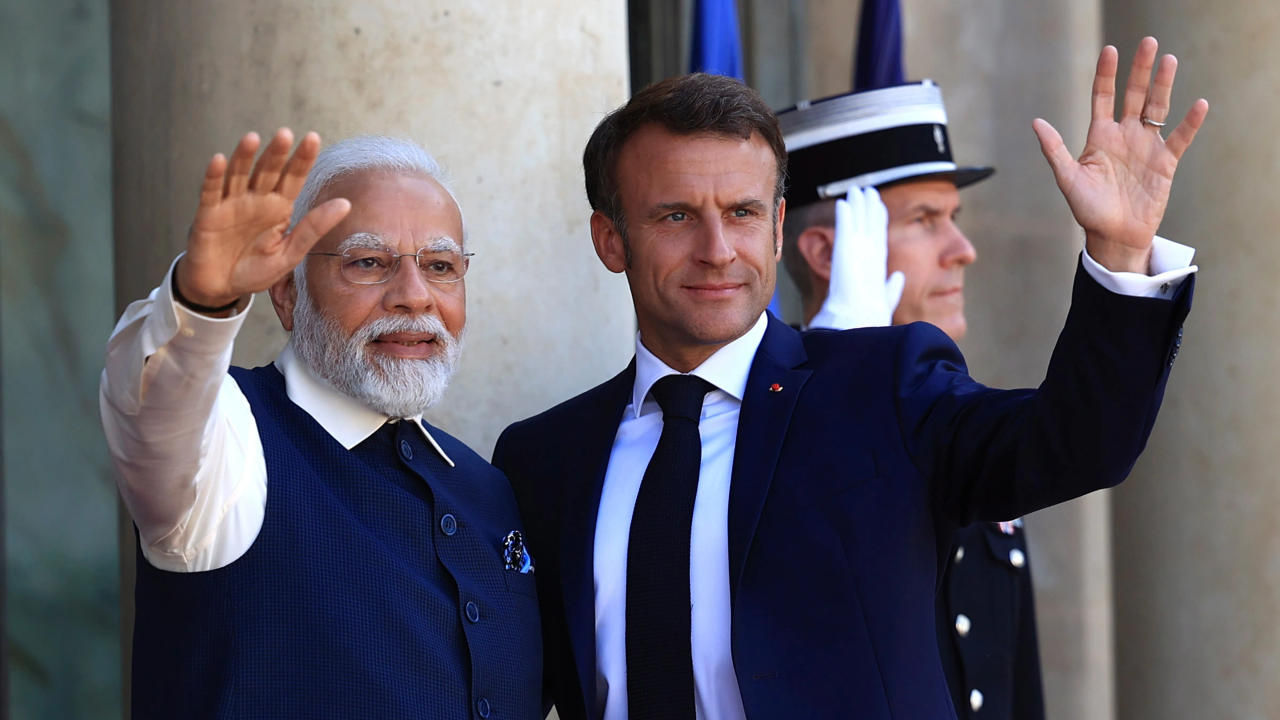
[{"x1": 626, "y1": 374, "x2": 715, "y2": 720}]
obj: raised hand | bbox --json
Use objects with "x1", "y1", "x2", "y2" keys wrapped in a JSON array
[
  {"x1": 175, "y1": 129, "x2": 351, "y2": 311},
  {"x1": 1033, "y1": 37, "x2": 1209, "y2": 273},
  {"x1": 809, "y1": 186, "x2": 906, "y2": 330}
]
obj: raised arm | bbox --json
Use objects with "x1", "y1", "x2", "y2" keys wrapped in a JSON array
[
  {"x1": 911, "y1": 38, "x2": 1205, "y2": 523},
  {"x1": 100, "y1": 129, "x2": 347, "y2": 571}
]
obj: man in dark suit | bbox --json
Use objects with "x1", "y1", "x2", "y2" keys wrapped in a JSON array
[{"x1": 495, "y1": 38, "x2": 1206, "y2": 719}]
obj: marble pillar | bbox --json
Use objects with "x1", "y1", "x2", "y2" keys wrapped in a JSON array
[
  {"x1": 110, "y1": 0, "x2": 634, "y2": 712},
  {"x1": 900, "y1": 3, "x2": 1114, "y2": 718},
  {"x1": 1102, "y1": 6, "x2": 1280, "y2": 718}
]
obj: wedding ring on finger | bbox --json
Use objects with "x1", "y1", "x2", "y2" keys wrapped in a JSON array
[{"x1": 1141, "y1": 115, "x2": 1168, "y2": 128}]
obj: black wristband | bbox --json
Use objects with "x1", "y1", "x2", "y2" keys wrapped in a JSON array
[{"x1": 171, "y1": 265, "x2": 242, "y2": 314}]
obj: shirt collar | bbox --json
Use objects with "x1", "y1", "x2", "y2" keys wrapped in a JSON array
[
  {"x1": 630, "y1": 312, "x2": 769, "y2": 418},
  {"x1": 276, "y1": 342, "x2": 455, "y2": 466}
]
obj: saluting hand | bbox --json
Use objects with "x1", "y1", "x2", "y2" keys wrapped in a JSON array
[
  {"x1": 175, "y1": 129, "x2": 351, "y2": 311},
  {"x1": 809, "y1": 186, "x2": 905, "y2": 331},
  {"x1": 1033, "y1": 36, "x2": 1209, "y2": 274}
]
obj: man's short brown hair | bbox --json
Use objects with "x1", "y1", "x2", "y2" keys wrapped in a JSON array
[{"x1": 582, "y1": 73, "x2": 788, "y2": 235}]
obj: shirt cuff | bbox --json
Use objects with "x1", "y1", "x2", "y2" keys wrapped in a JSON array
[
  {"x1": 162, "y1": 254, "x2": 254, "y2": 353},
  {"x1": 1081, "y1": 235, "x2": 1198, "y2": 300}
]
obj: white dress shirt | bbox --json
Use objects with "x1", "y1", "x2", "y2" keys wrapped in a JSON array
[
  {"x1": 99, "y1": 256, "x2": 453, "y2": 573},
  {"x1": 593, "y1": 244, "x2": 1196, "y2": 720},
  {"x1": 594, "y1": 313, "x2": 765, "y2": 720}
]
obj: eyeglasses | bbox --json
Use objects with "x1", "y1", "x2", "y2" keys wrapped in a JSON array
[{"x1": 307, "y1": 247, "x2": 474, "y2": 285}]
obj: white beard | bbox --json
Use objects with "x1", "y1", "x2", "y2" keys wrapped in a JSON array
[{"x1": 290, "y1": 287, "x2": 463, "y2": 418}]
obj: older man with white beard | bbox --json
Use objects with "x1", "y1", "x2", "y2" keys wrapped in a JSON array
[{"x1": 100, "y1": 130, "x2": 542, "y2": 720}]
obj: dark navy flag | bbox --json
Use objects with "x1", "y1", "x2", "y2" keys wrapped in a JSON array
[
  {"x1": 854, "y1": 0, "x2": 905, "y2": 91},
  {"x1": 690, "y1": 0, "x2": 744, "y2": 79}
]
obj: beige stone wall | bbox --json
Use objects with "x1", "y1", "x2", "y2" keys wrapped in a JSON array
[
  {"x1": 1103, "y1": 6, "x2": 1280, "y2": 719},
  {"x1": 802, "y1": 0, "x2": 861, "y2": 98}
]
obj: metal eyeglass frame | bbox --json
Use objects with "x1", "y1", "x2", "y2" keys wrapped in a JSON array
[{"x1": 306, "y1": 248, "x2": 475, "y2": 285}]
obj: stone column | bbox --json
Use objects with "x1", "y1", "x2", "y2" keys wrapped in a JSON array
[
  {"x1": 901, "y1": 3, "x2": 1114, "y2": 719},
  {"x1": 110, "y1": 0, "x2": 634, "y2": 712},
  {"x1": 1102, "y1": 6, "x2": 1280, "y2": 719}
]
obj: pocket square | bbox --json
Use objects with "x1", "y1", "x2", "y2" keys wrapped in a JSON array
[{"x1": 502, "y1": 530, "x2": 535, "y2": 574}]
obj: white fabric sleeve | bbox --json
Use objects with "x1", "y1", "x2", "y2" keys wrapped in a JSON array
[
  {"x1": 1081, "y1": 235, "x2": 1197, "y2": 300},
  {"x1": 98, "y1": 255, "x2": 267, "y2": 572}
]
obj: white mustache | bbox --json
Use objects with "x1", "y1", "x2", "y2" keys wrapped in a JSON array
[{"x1": 356, "y1": 314, "x2": 454, "y2": 346}]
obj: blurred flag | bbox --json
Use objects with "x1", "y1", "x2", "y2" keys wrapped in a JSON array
[
  {"x1": 690, "y1": 0, "x2": 743, "y2": 79},
  {"x1": 853, "y1": 0, "x2": 905, "y2": 91}
]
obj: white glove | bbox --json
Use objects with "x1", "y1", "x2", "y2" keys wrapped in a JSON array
[{"x1": 808, "y1": 186, "x2": 905, "y2": 330}]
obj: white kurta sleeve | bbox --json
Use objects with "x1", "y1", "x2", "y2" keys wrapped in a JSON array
[{"x1": 99, "y1": 256, "x2": 267, "y2": 572}]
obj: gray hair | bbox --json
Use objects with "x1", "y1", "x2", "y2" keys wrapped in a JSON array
[{"x1": 289, "y1": 134, "x2": 466, "y2": 287}]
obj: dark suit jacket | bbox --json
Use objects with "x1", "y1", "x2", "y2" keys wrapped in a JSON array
[{"x1": 493, "y1": 266, "x2": 1190, "y2": 720}]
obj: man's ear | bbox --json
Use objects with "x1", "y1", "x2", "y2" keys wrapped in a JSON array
[
  {"x1": 796, "y1": 225, "x2": 836, "y2": 283},
  {"x1": 268, "y1": 270, "x2": 298, "y2": 332},
  {"x1": 773, "y1": 198, "x2": 786, "y2": 261},
  {"x1": 590, "y1": 210, "x2": 628, "y2": 273}
]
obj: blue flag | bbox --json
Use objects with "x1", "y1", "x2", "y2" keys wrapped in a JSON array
[
  {"x1": 690, "y1": 0, "x2": 743, "y2": 79},
  {"x1": 853, "y1": 0, "x2": 905, "y2": 91}
]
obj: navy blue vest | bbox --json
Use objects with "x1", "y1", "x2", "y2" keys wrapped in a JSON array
[{"x1": 132, "y1": 364, "x2": 542, "y2": 719}]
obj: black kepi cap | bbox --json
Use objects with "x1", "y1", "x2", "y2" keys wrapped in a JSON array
[{"x1": 777, "y1": 81, "x2": 994, "y2": 209}]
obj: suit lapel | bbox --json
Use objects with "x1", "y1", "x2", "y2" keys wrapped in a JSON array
[
  {"x1": 559, "y1": 360, "x2": 635, "y2": 716},
  {"x1": 727, "y1": 315, "x2": 811, "y2": 603}
]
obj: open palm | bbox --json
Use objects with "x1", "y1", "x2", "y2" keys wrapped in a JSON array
[
  {"x1": 178, "y1": 129, "x2": 350, "y2": 308},
  {"x1": 1034, "y1": 38, "x2": 1208, "y2": 273}
]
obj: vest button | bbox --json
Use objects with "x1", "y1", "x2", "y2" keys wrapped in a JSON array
[
  {"x1": 466, "y1": 601, "x2": 480, "y2": 623},
  {"x1": 399, "y1": 439, "x2": 413, "y2": 460},
  {"x1": 440, "y1": 513, "x2": 458, "y2": 536},
  {"x1": 476, "y1": 697, "x2": 491, "y2": 718}
]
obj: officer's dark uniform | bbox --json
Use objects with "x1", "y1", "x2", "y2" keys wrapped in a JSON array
[{"x1": 936, "y1": 521, "x2": 1045, "y2": 719}]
